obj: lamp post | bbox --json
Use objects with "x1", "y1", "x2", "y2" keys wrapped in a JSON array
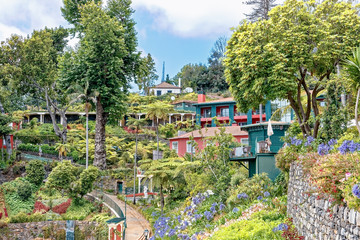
[{"x1": 144, "y1": 229, "x2": 149, "y2": 240}]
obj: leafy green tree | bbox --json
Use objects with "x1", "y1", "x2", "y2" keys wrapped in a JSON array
[
  {"x1": 145, "y1": 102, "x2": 173, "y2": 156},
  {"x1": 26, "y1": 160, "x2": 46, "y2": 185},
  {"x1": 135, "y1": 53, "x2": 158, "y2": 95},
  {"x1": 344, "y1": 46, "x2": 360, "y2": 135},
  {"x1": 61, "y1": 0, "x2": 102, "y2": 34},
  {"x1": 60, "y1": 1, "x2": 139, "y2": 169},
  {"x1": 71, "y1": 165, "x2": 99, "y2": 200},
  {"x1": 174, "y1": 63, "x2": 207, "y2": 90},
  {"x1": 225, "y1": 0, "x2": 360, "y2": 138},
  {"x1": 46, "y1": 160, "x2": 78, "y2": 196}
]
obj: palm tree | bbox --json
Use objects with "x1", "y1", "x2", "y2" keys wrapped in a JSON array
[
  {"x1": 344, "y1": 46, "x2": 360, "y2": 135},
  {"x1": 145, "y1": 102, "x2": 173, "y2": 159},
  {"x1": 126, "y1": 116, "x2": 147, "y2": 204},
  {"x1": 139, "y1": 157, "x2": 183, "y2": 214},
  {"x1": 55, "y1": 142, "x2": 71, "y2": 160}
]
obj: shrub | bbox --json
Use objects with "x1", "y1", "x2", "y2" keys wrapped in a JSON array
[
  {"x1": 33, "y1": 201, "x2": 50, "y2": 214},
  {"x1": 275, "y1": 147, "x2": 299, "y2": 173},
  {"x1": 26, "y1": 160, "x2": 45, "y2": 185},
  {"x1": 227, "y1": 173, "x2": 273, "y2": 207},
  {"x1": 9, "y1": 212, "x2": 45, "y2": 223},
  {"x1": 17, "y1": 181, "x2": 32, "y2": 201},
  {"x1": 210, "y1": 215, "x2": 283, "y2": 240},
  {"x1": 52, "y1": 199, "x2": 72, "y2": 215}
]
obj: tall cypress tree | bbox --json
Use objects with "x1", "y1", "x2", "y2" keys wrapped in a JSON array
[{"x1": 245, "y1": 0, "x2": 276, "y2": 22}]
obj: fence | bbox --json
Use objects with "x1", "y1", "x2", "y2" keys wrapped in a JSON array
[{"x1": 92, "y1": 190, "x2": 125, "y2": 219}]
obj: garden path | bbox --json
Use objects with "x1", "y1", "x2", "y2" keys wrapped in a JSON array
[{"x1": 105, "y1": 194, "x2": 152, "y2": 240}]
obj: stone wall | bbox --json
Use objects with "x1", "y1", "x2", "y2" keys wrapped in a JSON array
[
  {"x1": 288, "y1": 162, "x2": 360, "y2": 240},
  {"x1": 0, "y1": 220, "x2": 103, "y2": 240}
]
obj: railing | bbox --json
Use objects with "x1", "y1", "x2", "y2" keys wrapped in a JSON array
[
  {"x1": 230, "y1": 146, "x2": 252, "y2": 158},
  {"x1": 93, "y1": 190, "x2": 125, "y2": 219}
]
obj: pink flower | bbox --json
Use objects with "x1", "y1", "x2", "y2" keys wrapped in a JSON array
[{"x1": 345, "y1": 172, "x2": 352, "y2": 180}]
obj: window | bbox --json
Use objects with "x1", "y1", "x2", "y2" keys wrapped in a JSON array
[
  {"x1": 241, "y1": 138, "x2": 249, "y2": 146},
  {"x1": 172, "y1": 141, "x2": 178, "y2": 153},
  {"x1": 220, "y1": 108, "x2": 229, "y2": 117},
  {"x1": 238, "y1": 122, "x2": 247, "y2": 126},
  {"x1": 186, "y1": 141, "x2": 194, "y2": 153},
  {"x1": 202, "y1": 109, "x2": 211, "y2": 118},
  {"x1": 157, "y1": 90, "x2": 162, "y2": 96},
  {"x1": 167, "y1": 90, "x2": 172, "y2": 93},
  {"x1": 320, "y1": 101, "x2": 326, "y2": 107}
]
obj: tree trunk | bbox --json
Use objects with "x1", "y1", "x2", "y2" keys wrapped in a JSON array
[
  {"x1": 355, "y1": 88, "x2": 360, "y2": 135},
  {"x1": 45, "y1": 90, "x2": 67, "y2": 144},
  {"x1": 86, "y1": 102, "x2": 89, "y2": 169},
  {"x1": 133, "y1": 131, "x2": 138, "y2": 204},
  {"x1": 0, "y1": 100, "x2": 12, "y2": 159},
  {"x1": 94, "y1": 96, "x2": 107, "y2": 170},
  {"x1": 160, "y1": 183, "x2": 164, "y2": 214}
]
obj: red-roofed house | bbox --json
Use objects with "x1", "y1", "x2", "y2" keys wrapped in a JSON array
[
  {"x1": 150, "y1": 82, "x2": 181, "y2": 96},
  {"x1": 169, "y1": 125, "x2": 248, "y2": 157}
]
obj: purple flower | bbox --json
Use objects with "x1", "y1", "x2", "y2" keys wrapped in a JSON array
[
  {"x1": 328, "y1": 139, "x2": 337, "y2": 146},
  {"x1": 219, "y1": 203, "x2": 226, "y2": 211},
  {"x1": 237, "y1": 193, "x2": 248, "y2": 199},
  {"x1": 232, "y1": 207, "x2": 239, "y2": 213},
  {"x1": 211, "y1": 202, "x2": 217, "y2": 207},
  {"x1": 168, "y1": 229, "x2": 176, "y2": 237},
  {"x1": 257, "y1": 196, "x2": 263, "y2": 200},
  {"x1": 151, "y1": 212, "x2": 158, "y2": 217},
  {"x1": 205, "y1": 224, "x2": 211, "y2": 228},
  {"x1": 352, "y1": 184, "x2": 360, "y2": 199},
  {"x1": 194, "y1": 214, "x2": 202, "y2": 220},
  {"x1": 290, "y1": 137, "x2": 303, "y2": 146},
  {"x1": 273, "y1": 223, "x2": 289, "y2": 232},
  {"x1": 304, "y1": 136, "x2": 315, "y2": 146},
  {"x1": 204, "y1": 211, "x2": 213, "y2": 220},
  {"x1": 317, "y1": 143, "x2": 330, "y2": 155},
  {"x1": 264, "y1": 191, "x2": 270, "y2": 197},
  {"x1": 210, "y1": 206, "x2": 216, "y2": 213},
  {"x1": 338, "y1": 140, "x2": 360, "y2": 154}
]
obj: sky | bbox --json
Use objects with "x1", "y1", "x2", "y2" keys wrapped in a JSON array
[{"x1": 0, "y1": 0, "x2": 255, "y2": 89}]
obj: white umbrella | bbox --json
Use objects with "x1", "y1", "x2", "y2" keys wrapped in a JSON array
[{"x1": 267, "y1": 120, "x2": 274, "y2": 137}]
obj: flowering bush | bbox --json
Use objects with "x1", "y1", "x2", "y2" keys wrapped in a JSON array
[
  {"x1": 52, "y1": 199, "x2": 71, "y2": 215},
  {"x1": 227, "y1": 173, "x2": 273, "y2": 207}
]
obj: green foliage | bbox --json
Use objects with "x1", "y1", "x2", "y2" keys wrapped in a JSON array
[
  {"x1": 61, "y1": 199, "x2": 95, "y2": 220},
  {"x1": 227, "y1": 173, "x2": 273, "y2": 207},
  {"x1": 0, "y1": 114, "x2": 13, "y2": 138},
  {"x1": 46, "y1": 161, "x2": 99, "y2": 201},
  {"x1": 225, "y1": 0, "x2": 360, "y2": 137},
  {"x1": 17, "y1": 181, "x2": 32, "y2": 201},
  {"x1": 9, "y1": 212, "x2": 45, "y2": 223},
  {"x1": 2, "y1": 178, "x2": 36, "y2": 216},
  {"x1": 210, "y1": 211, "x2": 283, "y2": 240},
  {"x1": 159, "y1": 123, "x2": 177, "y2": 139},
  {"x1": 275, "y1": 147, "x2": 299, "y2": 173},
  {"x1": 45, "y1": 160, "x2": 77, "y2": 195},
  {"x1": 26, "y1": 160, "x2": 45, "y2": 185},
  {"x1": 135, "y1": 53, "x2": 158, "y2": 95},
  {"x1": 320, "y1": 80, "x2": 348, "y2": 141}
]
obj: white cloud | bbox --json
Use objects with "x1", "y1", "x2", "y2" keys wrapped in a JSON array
[
  {"x1": 0, "y1": 0, "x2": 68, "y2": 42},
  {"x1": 132, "y1": 0, "x2": 254, "y2": 38}
]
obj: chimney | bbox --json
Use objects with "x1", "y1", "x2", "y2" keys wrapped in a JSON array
[
  {"x1": 198, "y1": 90, "x2": 206, "y2": 103},
  {"x1": 178, "y1": 78, "x2": 181, "y2": 88}
]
